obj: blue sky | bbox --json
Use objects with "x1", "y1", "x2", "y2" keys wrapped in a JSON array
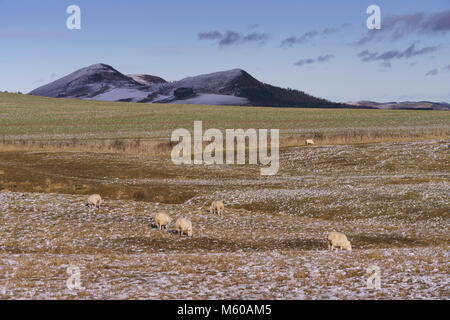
[{"x1": 1, "y1": 0, "x2": 449, "y2": 102}]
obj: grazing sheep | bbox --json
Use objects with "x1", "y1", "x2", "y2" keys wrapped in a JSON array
[
  {"x1": 86, "y1": 194, "x2": 102, "y2": 209},
  {"x1": 154, "y1": 212, "x2": 171, "y2": 230},
  {"x1": 175, "y1": 218, "x2": 193, "y2": 237},
  {"x1": 327, "y1": 231, "x2": 352, "y2": 252},
  {"x1": 210, "y1": 200, "x2": 224, "y2": 215},
  {"x1": 305, "y1": 139, "x2": 315, "y2": 146}
]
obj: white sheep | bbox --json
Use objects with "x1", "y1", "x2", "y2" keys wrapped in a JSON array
[
  {"x1": 328, "y1": 231, "x2": 352, "y2": 252},
  {"x1": 210, "y1": 200, "x2": 224, "y2": 215},
  {"x1": 86, "y1": 194, "x2": 102, "y2": 209},
  {"x1": 175, "y1": 218, "x2": 193, "y2": 237},
  {"x1": 154, "y1": 212, "x2": 171, "y2": 230},
  {"x1": 305, "y1": 139, "x2": 315, "y2": 146}
]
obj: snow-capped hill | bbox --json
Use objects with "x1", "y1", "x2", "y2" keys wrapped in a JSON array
[
  {"x1": 30, "y1": 63, "x2": 143, "y2": 98},
  {"x1": 29, "y1": 63, "x2": 348, "y2": 108},
  {"x1": 156, "y1": 68, "x2": 259, "y2": 96},
  {"x1": 127, "y1": 74, "x2": 167, "y2": 85}
]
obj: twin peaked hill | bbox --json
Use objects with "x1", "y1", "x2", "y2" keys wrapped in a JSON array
[{"x1": 29, "y1": 63, "x2": 350, "y2": 108}]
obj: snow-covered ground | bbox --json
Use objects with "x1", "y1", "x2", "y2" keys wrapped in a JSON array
[
  {"x1": 89, "y1": 88, "x2": 151, "y2": 102},
  {"x1": 0, "y1": 189, "x2": 447, "y2": 299},
  {"x1": 0, "y1": 141, "x2": 448, "y2": 299},
  {"x1": 171, "y1": 93, "x2": 248, "y2": 105}
]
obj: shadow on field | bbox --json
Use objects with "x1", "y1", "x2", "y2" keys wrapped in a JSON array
[
  {"x1": 110, "y1": 234, "x2": 444, "y2": 253},
  {"x1": 111, "y1": 237, "x2": 325, "y2": 252},
  {"x1": 352, "y1": 234, "x2": 432, "y2": 249}
]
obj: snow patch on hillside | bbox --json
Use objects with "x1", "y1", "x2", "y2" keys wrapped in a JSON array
[
  {"x1": 88, "y1": 88, "x2": 151, "y2": 102},
  {"x1": 171, "y1": 93, "x2": 248, "y2": 105}
]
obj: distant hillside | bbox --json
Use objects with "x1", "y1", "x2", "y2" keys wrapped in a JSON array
[
  {"x1": 349, "y1": 100, "x2": 450, "y2": 110},
  {"x1": 29, "y1": 63, "x2": 353, "y2": 108}
]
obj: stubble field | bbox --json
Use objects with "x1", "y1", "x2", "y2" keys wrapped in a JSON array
[{"x1": 0, "y1": 93, "x2": 448, "y2": 299}]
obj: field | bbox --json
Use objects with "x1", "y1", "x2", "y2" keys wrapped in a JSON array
[
  {"x1": 0, "y1": 92, "x2": 449, "y2": 299},
  {"x1": 1, "y1": 92, "x2": 449, "y2": 151}
]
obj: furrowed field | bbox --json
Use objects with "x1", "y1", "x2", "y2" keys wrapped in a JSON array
[{"x1": 0, "y1": 92, "x2": 448, "y2": 299}]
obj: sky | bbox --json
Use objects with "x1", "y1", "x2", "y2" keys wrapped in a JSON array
[{"x1": 0, "y1": 0, "x2": 449, "y2": 102}]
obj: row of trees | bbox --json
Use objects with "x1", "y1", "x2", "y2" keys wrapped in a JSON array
[{"x1": 2, "y1": 90, "x2": 23, "y2": 94}]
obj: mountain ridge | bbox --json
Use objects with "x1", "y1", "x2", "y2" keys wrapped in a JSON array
[{"x1": 28, "y1": 63, "x2": 390, "y2": 108}]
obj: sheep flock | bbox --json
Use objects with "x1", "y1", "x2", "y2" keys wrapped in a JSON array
[{"x1": 86, "y1": 194, "x2": 353, "y2": 250}]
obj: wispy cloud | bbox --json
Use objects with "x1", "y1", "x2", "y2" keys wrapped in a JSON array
[
  {"x1": 198, "y1": 31, "x2": 222, "y2": 40},
  {"x1": 294, "y1": 58, "x2": 315, "y2": 67},
  {"x1": 426, "y1": 65, "x2": 450, "y2": 76},
  {"x1": 294, "y1": 54, "x2": 334, "y2": 67},
  {"x1": 198, "y1": 30, "x2": 270, "y2": 47},
  {"x1": 281, "y1": 30, "x2": 318, "y2": 47},
  {"x1": 322, "y1": 27, "x2": 338, "y2": 36},
  {"x1": 353, "y1": 10, "x2": 450, "y2": 45},
  {"x1": 317, "y1": 54, "x2": 334, "y2": 62},
  {"x1": 219, "y1": 31, "x2": 241, "y2": 46},
  {"x1": 425, "y1": 69, "x2": 439, "y2": 76},
  {"x1": 282, "y1": 24, "x2": 349, "y2": 48},
  {"x1": 421, "y1": 10, "x2": 450, "y2": 33},
  {"x1": 357, "y1": 43, "x2": 440, "y2": 64}
]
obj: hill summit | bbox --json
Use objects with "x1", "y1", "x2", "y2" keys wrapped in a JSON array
[{"x1": 30, "y1": 63, "x2": 347, "y2": 108}]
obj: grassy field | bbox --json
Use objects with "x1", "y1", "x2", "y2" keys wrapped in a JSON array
[
  {"x1": 0, "y1": 93, "x2": 449, "y2": 299},
  {"x1": 1, "y1": 92, "x2": 449, "y2": 152}
]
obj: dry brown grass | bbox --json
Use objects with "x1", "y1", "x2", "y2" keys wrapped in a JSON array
[
  {"x1": 280, "y1": 129, "x2": 449, "y2": 147},
  {"x1": 0, "y1": 138, "x2": 177, "y2": 155},
  {"x1": 0, "y1": 128, "x2": 448, "y2": 155}
]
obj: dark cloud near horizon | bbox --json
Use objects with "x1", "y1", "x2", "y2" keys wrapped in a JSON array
[
  {"x1": 353, "y1": 10, "x2": 450, "y2": 45},
  {"x1": 358, "y1": 43, "x2": 440, "y2": 64},
  {"x1": 294, "y1": 54, "x2": 334, "y2": 67},
  {"x1": 198, "y1": 30, "x2": 270, "y2": 47}
]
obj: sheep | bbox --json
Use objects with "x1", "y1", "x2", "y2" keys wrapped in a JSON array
[
  {"x1": 305, "y1": 139, "x2": 315, "y2": 146},
  {"x1": 327, "y1": 231, "x2": 352, "y2": 252},
  {"x1": 175, "y1": 218, "x2": 193, "y2": 237},
  {"x1": 210, "y1": 200, "x2": 224, "y2": 215},
  {"x1": 154, "y1": 212, "x2": 171, "y2": 230},
  {"x1": 86, "y1": 194, "x2": 102, "y2": 209}
]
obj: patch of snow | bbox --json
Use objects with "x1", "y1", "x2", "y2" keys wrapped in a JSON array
[
  {"x1": 88, "y1": 88, "x2": 151, "y2": 102},
  {"x1": 171, "y1": 93, "x2": 248, "y2": 106}
]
